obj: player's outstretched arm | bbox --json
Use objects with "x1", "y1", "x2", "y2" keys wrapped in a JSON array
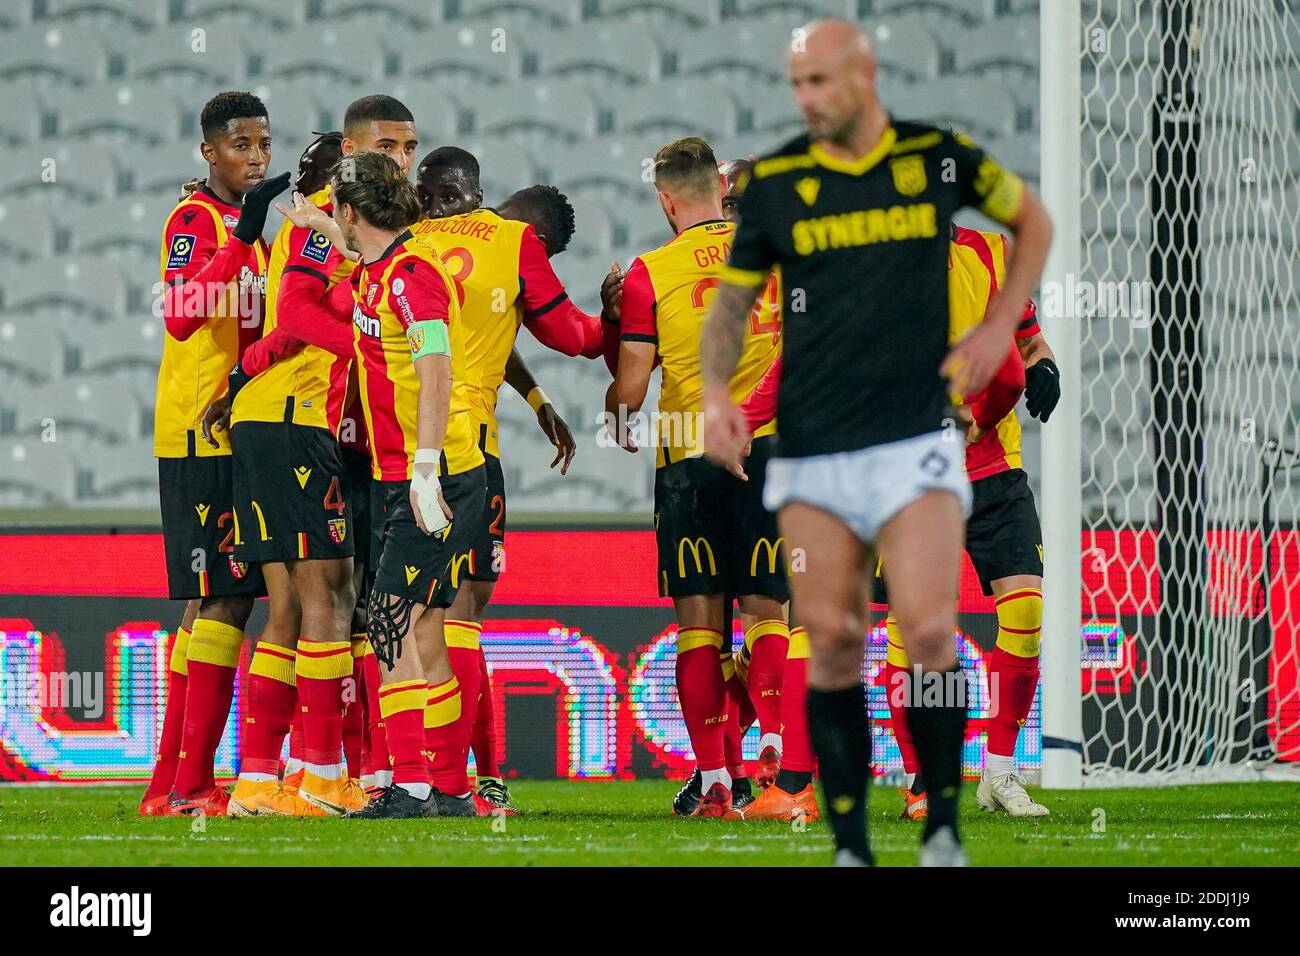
[
  {"x1": 505, "y1": 347, "x2": 576, "y2": 474},
  {"x1": 517, "y1": 227, "x2": 604, "y2": 359},
  {"x1": 274, "y1": 267, "x2": 357, "y2": 359}
]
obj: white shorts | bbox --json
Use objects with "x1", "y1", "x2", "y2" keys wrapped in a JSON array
[{"x1": 762, "y1": 430, "x2": 972, "y2": 544}]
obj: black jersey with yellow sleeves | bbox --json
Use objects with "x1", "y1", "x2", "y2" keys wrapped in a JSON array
[{"x1": 723, "y1": 120, "x2": 1025, "y2": 457}]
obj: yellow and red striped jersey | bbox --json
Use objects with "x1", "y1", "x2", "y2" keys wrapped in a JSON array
[
  {"x1": 620, "y1": 219, "x2": 782, "y2": 468},
  {"x1": 949, "y1": 226, "x2": 1040, "y2": 481},
  {"x1": 351, "y1": 230, "x2": 483, "y2": 481},
  {"x1": 154, "y1": 187, "x2": 268, "y2": 457},
  {"x1": 231, "y1": 185, "x2": 355, "y2": 433}
]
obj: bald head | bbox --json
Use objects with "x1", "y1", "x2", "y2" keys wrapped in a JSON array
[
  {"x1": 788, "y1": 17, "x2": 881, "y2": 145},
  {"x1": 719, "y1": 158, "x2": 754, "y2": 222}
]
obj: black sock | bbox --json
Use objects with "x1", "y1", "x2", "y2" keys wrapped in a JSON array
[
  {"x1": 775, "y1": 768, "x2": 812, "y2": 793},
  {"x1": 732, "y1": 776, "x2": 752, "y2": 798},
  {"x1": 910, "y1": 771, "x2": 926, "y2": 796},
  {"x1": 806, "y1": 683, "x2": 872, "y2": 863},
  {"x1": 905, "y1": 666, "x2": 968, "y2": 841}
]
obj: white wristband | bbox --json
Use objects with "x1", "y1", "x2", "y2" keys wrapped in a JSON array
[{"x1": 414, "y1": 448, "x2": 441, "y2": 465}]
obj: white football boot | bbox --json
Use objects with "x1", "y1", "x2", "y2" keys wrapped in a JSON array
[{"x1": 977, "y1": 770, "x2": 1050, "y2": 817}]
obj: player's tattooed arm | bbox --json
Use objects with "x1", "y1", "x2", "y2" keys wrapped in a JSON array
[{"x1": 505, "y1": 347, "x2": 576, "y2": 475}]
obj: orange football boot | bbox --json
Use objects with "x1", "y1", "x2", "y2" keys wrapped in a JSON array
[
  {"x1": 228, "y1": 779, "x2": 328, "y2": 817},
  {"x1": 899, "y1": 787, "x2": 928, "y2": 821},
  {"x1": 139, "y1": 794, "x2": 170, "y2": 816},
  {"x1": 165, "y1": 786, "x2": 230, "y2": 816},
  {"x1": 725, "y1": 782, "x2": 820, "y2": 821},
  {"x1": 297, "y1": 772, "x2": 368, "y2": 815},
  {"x1": 282, "y1": 768, "x2": 305, "y2": 794},
  {"x1": 688, "y1": 782, "x2": 732, "y2": 818}
]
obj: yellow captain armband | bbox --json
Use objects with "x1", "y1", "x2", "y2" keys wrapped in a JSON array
[
  {"x1": 526, "y1": 386, "x2": 550, "y2": 413},
  {"x1": 978, "y1": 166, "x2": 1025, "y2": 225}
]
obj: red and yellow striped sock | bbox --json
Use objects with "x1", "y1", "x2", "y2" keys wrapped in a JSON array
[
  {"x1": 424, "y1": 675, "x2": 465, "y2": 795},
  {"x1": 883, "y1": 616, "x2": 920, "y2": 775},
  {"x1": 676, "y1": 627, "x2": 727, "y2": 771},
  {"x1": 342, "y1": 633, "x2": 368, "y2": 780},
  {"x1": 241, "y1": 642, "x2": 297, "y2": 779},
  {"x1": 361, "y1": 650, "x2": 389, "y2": 782},
  {"x1": 780, "y1": 625, "x2": 815, "y2": 774},
  {"x1": 295, "y1": 638, "x2": 353, "y2": 774},
  {"x1": 440, "y1": 620, "x2": 483, "y2": 794},
  {"x1": 744, "y1": 618, "x2": 789, "y2": 740},
  {"x1": 470, "y1": 645, "x2": 500, "y2": 779},
  {"x1": 143, "y1": 625, "x2": 190, "y2": 801},
  {"x1": 172, "y1": 619, "x2": 243, "y2": 797},
  {"x1": 378, "y1": 679, "x2": 429, "y2": 787},
  {"x1": 988, "y1": 588, "x2": 1042, "y2": 759}
]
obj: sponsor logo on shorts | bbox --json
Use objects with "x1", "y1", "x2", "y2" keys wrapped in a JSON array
[
  {"x1": 750, "y1": 536, "x2": 786, "y2": 576},
  {"x1": 677, "y1": 536, "x2": 717, "y2": 578},
  {"x1": 294, "y1": 466, "x2": 312, "y2": 489},
  {"x1": 194, "y1": 502, "x2": 210, "y2": 526},
  {"x1": 167, "y1": 234, "x2": 196, "y2": 269},
  {"x1": 228, "y1": 556, "x2": 248, "y2": 580},
  {"x1": 919, "y1": 449, "x2": 950, "y2": 478},
  {"x1": 301, "y1": 229, "x2": 333, "y2": 264},
  {"x1": 448, "y1": 550, "x2": 474, "y2": 587},
  {"x1": 328, "y1": 518, "x2": 347, "y2": 544},
  {"x1": 404, "y1": 564, "x2": 420, "y2": 585}
]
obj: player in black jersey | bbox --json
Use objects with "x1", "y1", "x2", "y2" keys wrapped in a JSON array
[{"x1": 700, "y1": 18, "x2": 1052, "y2": 866}]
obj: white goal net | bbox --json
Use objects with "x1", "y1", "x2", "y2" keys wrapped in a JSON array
[{"x1": 1057, "y1": 0, "x2": 1300, "y2": 784}]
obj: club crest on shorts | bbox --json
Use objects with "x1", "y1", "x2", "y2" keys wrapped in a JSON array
[
  {"x1": 890, "y1": 155, "x2": 927, "y2": 197},
  {"x1": 327, "y1": 517, "x2": 347, "y2": 543},
  {"x1": 228, "y1": 556, "x2": 248, "y2": 580},
  {"x1": 167, "y1": 234, "x2": 196, "y2": 269}
]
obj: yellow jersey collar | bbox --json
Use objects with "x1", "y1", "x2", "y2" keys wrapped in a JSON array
[{"x1": 808, "y1": 125, "x2": 898, "y2": 176}]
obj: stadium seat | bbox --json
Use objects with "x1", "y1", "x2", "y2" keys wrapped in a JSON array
[
  {"x1": 727, "y1": 0, "x2": 852, "y2": 18},
  {"x1": 893, "y1": 76, "x2": 1019, "y2": 138},
  {"x1": 12, "y1": 378, "x2": 145, "y2": 444},
  {"x1": 614, "y1": 80, "x2": 741, "y2": 141},
  {"x1": 120, "y1": 23, "x2": 266, "y2": 88},
  {"x1": 542, "y1": 136, "x2": 666, "y2": 206},
  {"x1": 985, "y1": 130, "x2": 1040, "y2": 182},
  {"x1": 315, "y1": 0, "x2": 438, "y2": 29},
  {"x1": 565, "y1": 197, "x2": 617, "y2": 256},
  {"x1": 7, "y1": 257, "x2": 129, "y2": 319},
  {"x1": 0, "y1": 79, "x2": 49, "y2": 144},
  {"x1": 526, "y1": 23, "x2": 667, "y2": 84},
  {"x1": 865, "y1": 15, "x2": 942, "y2": 82},
  {"x1": 90, "y1": 437, "x2": 159, "y2": 504},
  {"x1": 598, "y1": 0, "x2": 723, "y2": 28},
  {"x1": 745, "y1": 84, "x2": 803, "y2": 139},
  {"x1": 674, "y1": 23, "x2": 787, "y2": 84},
  {"x1": 250, "y1": 83, "x2": 334, "y2": 144},
  {"x1": 0, "y1": 143, "x2": 115, "y2": 201},
  {"x1": 951, "y1": 16, "x2": 1037, "y2": 79},
  {"x1": 458, "y1": 138, "x2": 539, "y2": 205},
  {"x1": 118, "y1": 139, "x2": 208, "y2": 198},
  {"x1": 38, "y1": 0, "x2": 170, "y2": 29},
  {"x1": 177, "y1": 0, "x2": 313, "y2": 29},
  {"x1": 469, "y1": 81, "x2": 603, "y2": 144},
  {"x1": 265, "y1": 26, "x2": 388, "y2": 85},
  {"x1": 866, "y1": 0, "x2": 978, "y2": 33},
  {"x1": 0, "y1": 197, "x2": 58, "y2": 262},
  {"x1": 0, "y1": 318, "x2": 63, "y2": 383},
  {"x1": 108, "y1": 251, "x2": 168, "y2": 313},
  {"x1": 0, "y1": 440, "x2": 80, "y2": 506},
  {"x1": 445, "y1": 0, "x2": 580, "y2": 28},
  {"x1": 0, "y1": 24, "x2": 110, "y2": 86},
  {"x1": 70, "y1": 196, "x2": 171, "y2": 258},
  {"x1": 46, "y1": 84, "x2": 183, "y2": 146},
  {"x1": 384, "y1": 22, "x2": 522, "y2": 84},
  {"x1": 623, "y1": 203, "x2": 674, "y2": 252}
]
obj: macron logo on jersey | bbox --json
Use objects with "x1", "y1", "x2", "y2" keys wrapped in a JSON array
[
  {"x1": 166, "y1": 234, "x2": 196, "y2": 269},
  {"x1": 301, "y1": 229, "x2": 333, "y2": 264}
]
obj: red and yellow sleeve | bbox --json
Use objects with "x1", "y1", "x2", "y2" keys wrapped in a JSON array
[
  {"x1": 161, "y1": 204, "x2": 251, "y2": 342},
  {"x1": 739, "y1": 352, "x2": 782, "y2": 432},
  {"x1": 618, "y1": 258, "x2": 657, "y2": 344},
  {"x1": 518, "y1": 226, "x2": 603, "y2": 359}
]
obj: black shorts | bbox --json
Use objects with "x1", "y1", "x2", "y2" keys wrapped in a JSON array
[
  {"x1": 229, "y1": 420, "x2": 354, "y2": 565},
  {"x1": 464, "y1": 446, "x2": 506, "y2": 583},
  {"x1": 158, "y1": 455, "x2": 265, "y2": 600},
  {"x1": 653, "y1": 435, "x2": 788, "y2": 600},
  {"x1": 966, "y1": 467, "x2": 1043, "y2": 595},
  {"x1": 872, "y1": 467, "x2": 1043, "y2": 602},
  {"x1": 372, "y1": 466, "x2": 487, "y2": 607},
  {"x1": 342, "y1": 445, "x2": 373, "y2": 599}
]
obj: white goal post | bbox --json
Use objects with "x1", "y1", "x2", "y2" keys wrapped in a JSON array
[{"x1": 1039, "y1": 0, "x2": 1300, "y2": 787}]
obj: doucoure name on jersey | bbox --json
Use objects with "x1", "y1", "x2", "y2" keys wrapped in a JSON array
[
  {"x1": 421, "y1": 216, "x2": 499, "y2": 241},
  {"x1": 791, "y1": 202, "x2": 937, "y2": 255}
]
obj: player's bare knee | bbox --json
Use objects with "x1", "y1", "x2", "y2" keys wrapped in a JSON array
[{"x1": 895, "y1": 612, "x2": 958, "y2": 671}]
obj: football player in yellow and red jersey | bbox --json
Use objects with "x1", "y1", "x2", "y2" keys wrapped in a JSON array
[
  {"x1": 142, "y1": 91, "x2": 289, "y2": 817},
  {"x1": 606, "y1": 137, "x2": 788, "y2": 818},
  {"x1": 202, "y1": 96, "x2": 420, "y2": 817},
  {"x1": 736, "y1": 223, "x2": 1056, "y2": 822},
  {"x1": 408, "y1": 150, "x2": 613, "y2": 813}
]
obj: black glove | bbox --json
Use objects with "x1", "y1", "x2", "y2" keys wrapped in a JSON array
[
  {"x1": 1024, "y1": 357, "x2": 1060, "y2": 422},
  {"x1": 227, "y1": 361, "x2": 253, "y2": 403},
  {"x1": 232, "y1": 170, "x2": 292, "y2": 244}
]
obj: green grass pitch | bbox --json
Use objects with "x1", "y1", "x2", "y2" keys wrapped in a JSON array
[{"x1": 1, "y1": 782, "x2": 1296, "y2": 866}]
